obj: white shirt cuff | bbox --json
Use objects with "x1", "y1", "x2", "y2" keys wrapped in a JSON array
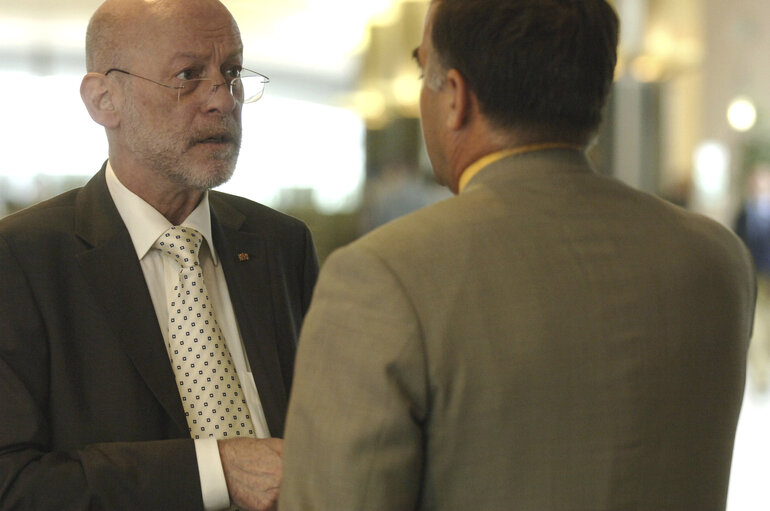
[{"x1": 195, "y1": 437, "x2": 231, "y2": 510}]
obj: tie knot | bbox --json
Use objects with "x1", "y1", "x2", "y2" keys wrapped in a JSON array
[{"x1": 154, "y1": 226, "x2": 204, "y2": 270}]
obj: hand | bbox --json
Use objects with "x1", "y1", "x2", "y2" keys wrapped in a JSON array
[{"x1": 218, "y1": 437, "x2": 283, "y2": 511}]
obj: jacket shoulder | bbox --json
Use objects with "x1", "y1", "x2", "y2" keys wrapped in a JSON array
[
  {"x1": 0, "y1": 188, "x2": 81, "y2": 238},
  {"x1": 209, "y1": 190, "x2": 309, "y2": 233}
]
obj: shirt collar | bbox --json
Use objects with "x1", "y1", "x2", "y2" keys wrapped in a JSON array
[
  {"x1": 458, "y1": 143, "x2": 584, "y2": 193},
  {"x1": 105, "y1": 160, "x2": 219, "y2": 265}
]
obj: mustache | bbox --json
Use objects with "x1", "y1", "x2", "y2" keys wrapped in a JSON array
[{"x1": 189, "y1": 119, "x2": 242, "y2": 147}]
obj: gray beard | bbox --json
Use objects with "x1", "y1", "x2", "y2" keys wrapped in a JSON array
[
  {"x1": 129, "y1": 119, "x2": 243, "y2": 191},
  {"x1": 165, "y1": 143, "x2": 240, "y2": 190}
]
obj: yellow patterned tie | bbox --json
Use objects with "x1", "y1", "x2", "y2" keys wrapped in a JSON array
[{"x1": 154, "y1": 226, "x2": 255, "y2": 439}]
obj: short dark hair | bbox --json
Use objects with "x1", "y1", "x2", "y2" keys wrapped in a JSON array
[{"x1": 431, "y1": 0, "x2": 619, "y2": 140}]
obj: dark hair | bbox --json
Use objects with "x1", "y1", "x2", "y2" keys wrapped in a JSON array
[{"x1": 431, "y1": 0, "x2": 619, "y2": 140}]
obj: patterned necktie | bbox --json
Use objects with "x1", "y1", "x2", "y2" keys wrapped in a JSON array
[{"x1": 154, "y1": 226, "x2": 255, "y2": 439}]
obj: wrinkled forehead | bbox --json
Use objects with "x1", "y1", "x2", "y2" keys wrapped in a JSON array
[{"x1": 124, "y1": 0, "x2": 243, "y2": 67}]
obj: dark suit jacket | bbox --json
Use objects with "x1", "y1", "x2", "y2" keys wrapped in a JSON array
[{"x1": 0, "y1": 166, "x2": 318, "y2": 510}]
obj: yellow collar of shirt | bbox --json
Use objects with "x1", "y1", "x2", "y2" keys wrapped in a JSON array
[{"x1": 458, "y1": 142, "x2": 584, "y2": 193}]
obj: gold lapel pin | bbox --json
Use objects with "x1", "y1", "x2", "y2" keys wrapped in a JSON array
[{"x1": 237, "y1": 252, "x2": 250, "y2": 262}]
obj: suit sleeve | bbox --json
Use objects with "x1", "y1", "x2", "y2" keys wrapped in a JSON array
[
  {"x1": 0, "y1": 235, "x2": 204, "y2": 511},
  {"x1": 280, "y1": 244, "x2": 428, "y2": 511}
]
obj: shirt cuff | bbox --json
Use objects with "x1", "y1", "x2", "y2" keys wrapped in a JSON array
[{"x1": 195, "y1": 437, "x2": 231, "y2": 510}]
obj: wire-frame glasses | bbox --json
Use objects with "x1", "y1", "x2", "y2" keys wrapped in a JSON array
[{"x1": 104, "y1": 68, "x2": 270, "y2": 104}]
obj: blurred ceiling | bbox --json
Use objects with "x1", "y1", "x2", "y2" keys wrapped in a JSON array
[{"x1": 0, "y1": 0, "x2": 419, "y2": 84}]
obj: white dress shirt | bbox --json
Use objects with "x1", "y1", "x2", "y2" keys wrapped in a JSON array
[{"x1": 105, "y1": 161, "x2": 270, "y2": 510}]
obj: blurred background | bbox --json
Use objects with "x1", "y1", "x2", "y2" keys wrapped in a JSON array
[{"x1": 1, "y1": 0, "x2": 769, "y2": 508}]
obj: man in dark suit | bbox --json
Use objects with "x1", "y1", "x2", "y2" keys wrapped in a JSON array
[
  {"x1": 280, "y1": 1, "x2": 756, "y2": 510},
  {"x1": 0, "y1": 0, "x2": 317, "y2": 509}
]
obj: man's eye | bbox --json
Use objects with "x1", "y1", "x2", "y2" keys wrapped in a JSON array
[
  {"x1": 176, "y1": 69, "x2": 200, "y2": 81},
  {"x1": 225, "y1": 67, "x2": 242, "y2": 80}
]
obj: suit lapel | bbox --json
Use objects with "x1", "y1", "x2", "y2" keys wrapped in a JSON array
[
  {"x1": 210, "y1": 197, "x2": 288, "y2": 436},
  {"x1": 73, "y1": 167, "x2": 188, "y2": 434}
]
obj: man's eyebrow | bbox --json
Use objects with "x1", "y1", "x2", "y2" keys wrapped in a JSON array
[
  {"x1": 412, "y1": 47, "x2": 421, "y2": 66},
  {"x1": 168, "y1": 48, "x2": 244, "y2": 65},
  {"x1": 170, "y1": 51, "x2": 205, "y2": 62}
]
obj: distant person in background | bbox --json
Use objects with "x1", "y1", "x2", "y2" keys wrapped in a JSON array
[
  {"x1": 359, "y1": 161, "x2": 450, "y2": 233},
  {"x1": 735, "y1": 163, "x2": 770, "y2": 394},
  {"x1": 279, "y1": 0, "x2": 756, "y2": 510},
  {"x1": 0, "y1": 0, "x2": 317, "y2": 509}
]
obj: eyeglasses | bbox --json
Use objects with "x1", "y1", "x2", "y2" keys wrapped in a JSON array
[{"x1": 104, "y1": 67, "x2": 270, "y2": 104}]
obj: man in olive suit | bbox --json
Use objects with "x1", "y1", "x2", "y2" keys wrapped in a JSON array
[{"x1": 279, "y1": 1, "x2": 756, "y2": 510}]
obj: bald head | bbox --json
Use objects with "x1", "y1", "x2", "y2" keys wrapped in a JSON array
[{"x1": 85, "y1": 0, "x2": 239, "y2": 72}]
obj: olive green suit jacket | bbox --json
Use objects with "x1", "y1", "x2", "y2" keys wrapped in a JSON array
[{"x1": 281, "y1": 149, "x2": 755, "y2": 511}]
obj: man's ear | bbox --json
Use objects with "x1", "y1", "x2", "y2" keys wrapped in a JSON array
[
  {"x1": 444, "y1": 68, "x2": 470, "y2": 131},
  {"x1": 80, "y1": 73, "x2": 119, "y2": 129}
]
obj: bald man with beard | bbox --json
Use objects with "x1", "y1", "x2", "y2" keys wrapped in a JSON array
[{"x1": 0, "y1": 1, "x2": 318, "y2": 509}]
